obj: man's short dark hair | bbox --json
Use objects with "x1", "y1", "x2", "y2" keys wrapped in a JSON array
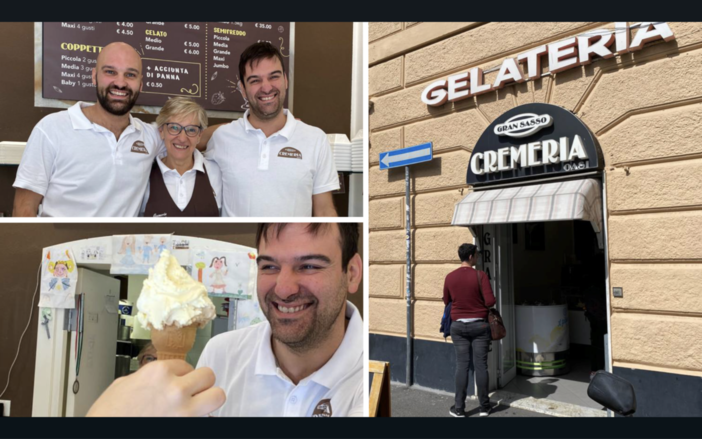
[
  {"x1": 256, "y1": 223, "x2": 359, "y2": 272},
  {"x1": 458, "y1": 243, "x2": 478, "y2": 262},
  {"x1": 239, "y1": 42, "x2": 286, "y2": 89}
]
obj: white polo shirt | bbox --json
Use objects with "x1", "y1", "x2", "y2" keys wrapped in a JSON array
[
  {"x1": 139, "y1": 149, "x2": 222, "y2": 215},
  {"x1": 197, "y1": 301, "x2": 363, "y2": 417},
  {"x1": 206, "y1": 109, "x2": 339, "y2": 217},
  {"x1": 13, "y1": 102, "x2": 163, "y2": 217}
]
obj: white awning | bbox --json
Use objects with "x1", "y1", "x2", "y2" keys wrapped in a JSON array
[{"x1": 452, "y1": 178, "x2": 603, "y2": 247}]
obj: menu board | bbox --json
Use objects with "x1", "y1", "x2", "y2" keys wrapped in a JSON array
[{"x1": 41, "y1": 22, "x2": 292, "y2": 113}]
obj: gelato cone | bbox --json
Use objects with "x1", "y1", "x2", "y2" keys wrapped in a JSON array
[
  {"x1": 150, "y1": 324, "x2": 199, "y2": 360},
  {"x1": 136, "y1": 250, "x2": 215, "y2": 361}
]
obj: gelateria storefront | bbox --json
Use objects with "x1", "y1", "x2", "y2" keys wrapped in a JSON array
[
  {"x1": 454, "y1": 102, "x2": 608, "y2": 416},
  {"x1": 368, "y1": 22, "x2": 702, "y2": 417}
]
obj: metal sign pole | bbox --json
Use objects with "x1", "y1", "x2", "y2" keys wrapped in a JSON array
[
  {"x1": 405, "y1": 165, "x2": 412, "y2": 387},
  {"x1": 379, "y1": 142, "x2": 432, "y2": 388}
]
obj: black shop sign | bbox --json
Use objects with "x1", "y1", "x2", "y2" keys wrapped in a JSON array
[{"x1": 467, "y1": 103, "x2": 603, "y2": 186}]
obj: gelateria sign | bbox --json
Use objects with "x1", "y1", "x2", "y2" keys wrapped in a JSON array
[
  {"x1": 466, "y1": 103, "x2": 603, "y2": 186},
  {"x1": 421, "y1": 22, "x2": 675, "y2": 106}
]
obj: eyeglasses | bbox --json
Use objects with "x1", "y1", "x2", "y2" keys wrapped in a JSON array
[
  {"x1": 139, "y1": 355, "x2": 157, "y2": 367},
  {"x1": 163, "y1": 122, "x2": 202, "y2": 137}
]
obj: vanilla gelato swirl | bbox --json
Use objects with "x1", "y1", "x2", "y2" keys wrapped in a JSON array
[{"x1": 137, "y1": 250, "x2": 215, "y2": 330}]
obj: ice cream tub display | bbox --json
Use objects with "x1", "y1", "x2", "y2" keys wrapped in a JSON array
[{"x1": 515, "y1": 304, "x2": 570, "y2": 376}]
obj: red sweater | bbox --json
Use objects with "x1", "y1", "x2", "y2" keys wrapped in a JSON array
[{"x1": 443, "y1": 266, "x2": 496, "y2": 320}]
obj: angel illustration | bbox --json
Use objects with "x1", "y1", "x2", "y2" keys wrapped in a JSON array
[
  {"x1": 209, "y1": 257, "x2": 228, "y2": 294},
  {"x1": 47, "y1": 250, "x2": 75, "y2": 291},
  {"x1": 118, "y1": 235, "x2": 137, "y2": 265}
]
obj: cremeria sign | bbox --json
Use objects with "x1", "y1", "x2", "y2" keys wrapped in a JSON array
[
  {"x1": 467, "y1": 103, "x2": 603, "y2": 186},
  {"x1": 422, "y1": 22, "x2": 675, "y2": 107}
]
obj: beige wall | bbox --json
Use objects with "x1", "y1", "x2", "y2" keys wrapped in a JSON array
[{"x1": 369, "y1": 22, "x2": 702, "y2": 378}]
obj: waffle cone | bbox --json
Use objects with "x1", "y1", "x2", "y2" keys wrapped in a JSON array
[{"x1": 151, "y1": 324, "x2": 198, "y2": 361}]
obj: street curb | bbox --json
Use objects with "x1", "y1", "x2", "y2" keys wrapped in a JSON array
[
  {"x1": 390, "y1": 383, "x2": 608, "y2": 417},
  {"x1": 489, "y1": 389, "x2": 608, "y2": 418}
]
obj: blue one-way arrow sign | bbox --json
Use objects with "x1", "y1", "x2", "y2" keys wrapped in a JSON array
[{"x1": 379, "y1": 142, "x2": 433, "y2": 170}]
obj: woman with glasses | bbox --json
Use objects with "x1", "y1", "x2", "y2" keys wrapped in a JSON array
[
  {"x1": 137, "y1": 342, "x2": 158, "y2": 368},
  {"x1": 140, "y1": 97, "x2": 222, "y2": 217}
]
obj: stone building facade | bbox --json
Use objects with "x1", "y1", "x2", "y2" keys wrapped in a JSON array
[{"x1": 368, "y1": 22, "x2": 702, "y2": 416}]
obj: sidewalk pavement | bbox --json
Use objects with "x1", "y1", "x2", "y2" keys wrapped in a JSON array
[{"x1": 390, "y1": 383, "x2": 553, "y2": 418}]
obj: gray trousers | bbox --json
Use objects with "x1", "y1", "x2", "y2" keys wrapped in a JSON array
[{"x1": 450, "y1": 320, "x2": 491, "y2": 410}]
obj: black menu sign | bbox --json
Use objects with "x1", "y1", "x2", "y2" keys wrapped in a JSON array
[{"x1": 42, "y1": 22, "x2": 292, "y2": 113}]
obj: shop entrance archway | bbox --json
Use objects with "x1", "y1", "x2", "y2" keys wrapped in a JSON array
[{"x1": 455, "y1": 179, "x2": 612, "y2": 412}]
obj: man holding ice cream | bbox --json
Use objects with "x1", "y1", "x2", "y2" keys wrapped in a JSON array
[
  {"x1": 196, "y1": 223, "x2": 363, "y2": 417},
  {"x1": 88, "y1": 223, "x2": 363, "y2": 417}
]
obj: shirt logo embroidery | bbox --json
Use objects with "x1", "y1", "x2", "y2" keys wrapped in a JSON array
[
  {"x1": 311, "y1": 399, "x2": 332, "y2": 417},
  {"x1": 277, "y1": 147, "x2": 302, "y2": 160},
  {"x1": 131, "y1": 141, "x2": 148, "y2": 154}
]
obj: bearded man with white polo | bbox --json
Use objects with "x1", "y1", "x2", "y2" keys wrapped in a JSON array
[
  {"x1": 12, "y1": 42, "x2": 163, "y2": 217},
  {"x1": 197, "y1": 223, "x2": 363, "y2": 416},
  {"x1": 205, "y1": 42, "x2": 339, "y2": 217}
]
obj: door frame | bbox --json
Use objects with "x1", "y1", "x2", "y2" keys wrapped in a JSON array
[
  {"x1": 479, "y1": 224, "x2": 517, "y2": 391},
  {"x1": 475, "y1": 224, "x2": 517, "y2": 391},
  {"x1": 496, "y1": 224, "x2": 517, "y2": 387}
]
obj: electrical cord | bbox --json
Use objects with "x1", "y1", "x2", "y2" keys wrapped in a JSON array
[{"x1": 0, "y1": 260, "x2": 42, "y2": 399}]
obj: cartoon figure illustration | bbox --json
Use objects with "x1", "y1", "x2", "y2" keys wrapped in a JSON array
[
  {"x1": 141, "y1": 235, "x2": 154, "y2": 264},
  {"x1": 82, "y1": 246, "x2": 100, "y2": 260},
  {"x1": 209, "y1": 257, "x2": 228, "y2": 294},
  {"x1": 118, "y1": 235, "x2": 136, "y2": 266},
  {"x1": 47, "y1": 250, "x2": 75, "y2": 291},
  {"x1": 157, "y1": 236, "x2": 169, "y2": 255}
]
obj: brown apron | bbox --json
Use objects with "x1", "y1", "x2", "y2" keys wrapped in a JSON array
[{"x1": 143, "y1": 161, "x2": 219, "y2": 217}]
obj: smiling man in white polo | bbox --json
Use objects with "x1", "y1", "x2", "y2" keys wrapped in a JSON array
[
  {"x1": 12, "y1": 42, "x2": 162, "y2": 217},
  {"x1": 205, "y1": 42, "x2": 339, "y2": 217},
  {"x1": 87, "y1": 222, "x2": 364, "y2": 417},
  {"x1": 197, "y1": 223, "x2": 363, "y2": 416}
]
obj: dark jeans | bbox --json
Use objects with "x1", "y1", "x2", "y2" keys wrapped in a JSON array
[{"x1": 450, "y1": 320, "x2": 491, "y2": 411}]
